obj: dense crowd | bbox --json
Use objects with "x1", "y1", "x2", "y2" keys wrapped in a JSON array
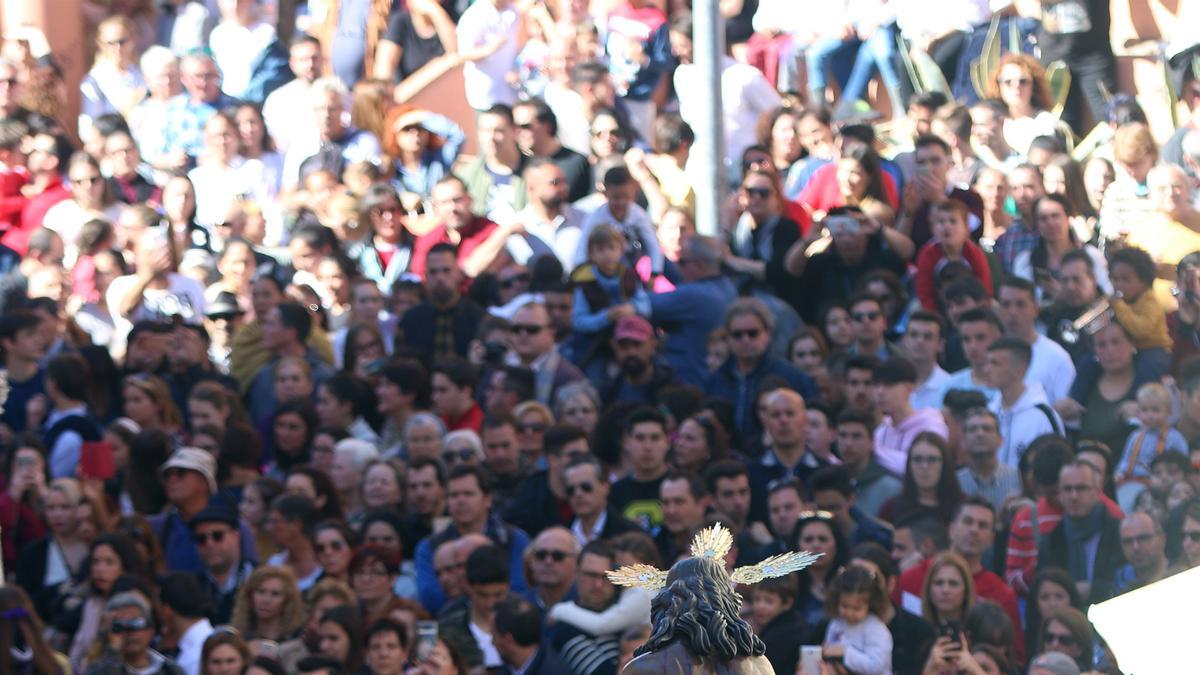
[{"x1": 1, "y1": 0, "x2": 1199, "y2": 674}]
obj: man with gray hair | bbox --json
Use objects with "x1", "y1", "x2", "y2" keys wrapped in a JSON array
[
  {"x1": 161, "y1": 52, "x2": 237, "y2": 161},
  {"x1": 706, "y1": 297, "x2": 817, "y2": 440},
  {"x1": 286, "y1": 75, "x2": 382, "y2": 188},
  {"x1": 86, "y1": 591, "x2": 183, "y2": 675},
  {"x1": 647, "y1": 235, "x2": 738, "y2": 386}
]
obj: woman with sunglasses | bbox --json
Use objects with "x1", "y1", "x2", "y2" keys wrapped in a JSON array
[
  {"x1": 512, "y1": 401, "x2": 554, "y2": 470},
  {"x1": 311, "y1": 521, "x2": 358, "y2": 587},
  {"x1": 879, "y1": 433, "x2": 964, "y2": 527},
  {"x1": 1023, "y1": 568, "x2": 1084, "y2": 657},
  {"x1": 44, "y1": 153, "x2": 123, "y2": 265},
  {"x1": 793, "y1": 511, "x2": 849, "y2": 627},
  {"x1": 1037, "y1": 608, "x2": 1095, "y2": 672},
  {"x1": 725, "y1": 167, "x2": 804, "y2": 309},
  {"x1": 1170, "y1": 501, "x2": 1200, "y2": 571},
  {"x1": 81, "y1": 16, "x2": 145, "y2": 140},
  {"x1": 984, "y1": 53, "x2": 1061, "y2": 159},
  {"x1": 588, "y1": 108, "x2": 630, "y2": 164}
]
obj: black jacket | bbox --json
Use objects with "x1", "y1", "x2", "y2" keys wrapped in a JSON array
[
  {"x1": 760, "y1": 609, "x2": 809, "y2": 675},
  {"x1": 398, "y1": 299, "x2": 484, "y2": 360},
  {"x1": 1038, "y1": 507, "x2": 1126, "y2": 604},
  {"x1": 505, "y1": 471, "x2": 569, "y2": 537}
]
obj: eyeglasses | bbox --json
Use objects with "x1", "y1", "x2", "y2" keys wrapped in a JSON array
[
  {"x1": 193, "y1": 529, "x2": 230, "y2": 545},
  {"x1": 743, "y1": 187, "x2": 772, "y2": 199},
  {"x1": 512, "y1": 324, "x2": 546, "y2": 335},
  {"x1": 517, "y1": 422, "x2": 547, "y2": 435},
  {"x1": 797, "y1": 510, "x2": 835, "y2": 520},
  {"x1": 442, "y1": 449, "x2": 476, "y2": 464},
  {"x1": 0, "y1": 78, "x2": 16, "y2": 87},
  {"x1": 316, "y1": 540, "x2": 346, "y2": 554},
  {"x1": 1043, "y1": 632, "x2": 1076, "y2": 647},
  {"x1": 500, "y1": 273, "x2": 530, "y2": 290},
  {"x1": 1183, "y1": 531, "x2": 1200, "y2": 543},
  {"x1": 533, "y1": 549, "x2": 570, "y2": 562},
  {"x1": 852, "y1": 311, "x2": 881, "y2": 322},
  {"x1": 1000, "y1": 77, "x2": 1031, "y2": 87},
  {"x1": 729, "y1": 328, "x2": 762, "y2": 341},
  {"x1": 565, "y1": 481, "x2": 595, "y2": 496},
  {"x1": 910, "y1": 455, "x2": 943, "y2": 466}
]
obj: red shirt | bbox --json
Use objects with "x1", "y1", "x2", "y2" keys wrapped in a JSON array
[
  {"x1": 914, "y1": 239, "x2": 993, "y2": 311},
  {"x1": 442, "y1": 402, "x2": 484, "y2": 433},
  {"x1": 895, "y1": 556, "x2": 1026, "y2": 664},
  {"x1": 797, "y1": 162, "x2": 899, "y2": 213},
  {"x1": 6, "y1": 178, "x2": 69, "y2": 254},
  {"x1": 410, "y1": 217, "x2": 499, "y2": 278}
]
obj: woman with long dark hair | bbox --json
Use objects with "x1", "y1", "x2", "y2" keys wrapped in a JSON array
[
  {"x1": 316, "y1": 605, "x2": 365, "y2": 675},
  {"x1": 267, "y1": 400, "x2": 318, "y2": 479},
  {"x1": 879, "y1": 432, "x2": 964, "y2": 526},
  {"x1": 0, "y1": 585, "x2": 65, "y2": 674},
  {"x1": 792, "y1": 512, "x2": 849, "y2": 627},
  {"x1": 1024, "y1": 568, "x2": 1085, "y2": 657},
  {"x1": 60, "y1": 533, "x2": 147, "y2": 671}
]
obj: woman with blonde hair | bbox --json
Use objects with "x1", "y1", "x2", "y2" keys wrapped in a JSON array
[
  {"x1": 921, "y1": 552, "x2": 976, "y2": 628},
  {"x1": 80, "y1": 15, "x2": 145, "y2": 138},
  {"x1": 14, "y1": 478, "x2": 88, "y2": 621},
  {"x1": 230, "y1": 566, "x2": 308, "y2": 642},
  {"x1": 985, "y1": 53, "x2": 1060, "y2": 157},
  {"x1": 512, "y1": 401, "x2": 554, "y2": 469},
  {"x1": 122, "y1": 374, "x2": 182, "y2": 434}
]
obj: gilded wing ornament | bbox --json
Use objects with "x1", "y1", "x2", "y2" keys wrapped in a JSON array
[
  {"x1": 690, "y1": 523, "x2": 734, "y2": 560},
  {"x1": 730, "y1": 551, "x2": 825, "y2": 585},
  {"x1": 607, "y1": 563, "x2": 668, "y2": 591}
]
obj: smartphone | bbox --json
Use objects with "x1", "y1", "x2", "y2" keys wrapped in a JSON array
[
  {"x1": 80, "y1": 441, "x2": 115, "y2": 481},
  {"x1": 826, "y1": 215, "x2": 860, "y2": 236},
  {"x1": 416, "y1": 620, "x2": 438, "y2": 661},
  {"x1": 800, "y1": 645, "x2": 822, "y2": 674},
  {"x1": 250, "y1": 639, "x2": 279, "y2": 661},
  {"x1": 938, "y1": 620, "x2": 961, "y2": 644}
]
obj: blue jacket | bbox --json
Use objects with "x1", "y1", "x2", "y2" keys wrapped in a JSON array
[
  {"x1": 706, "y1": 355, "x2": 817, "y2": 441},
  {"x1": 648, "y1": 274, "x2": 738, "y2": 386},
  {"x1": 413, "y1": 512, "x2": 530, "y2": 614},
  {"x1": 243, "y1": 39, "x2": 293, "y2": 104}
]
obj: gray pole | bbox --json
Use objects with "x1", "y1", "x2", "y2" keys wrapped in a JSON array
[{"x1": 691, "y1": 0, "x2": 726, "y2": 237}]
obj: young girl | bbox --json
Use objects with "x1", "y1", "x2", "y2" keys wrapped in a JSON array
[{"x1": 820, "y1": 565, "x2": 893, "y2": 675}]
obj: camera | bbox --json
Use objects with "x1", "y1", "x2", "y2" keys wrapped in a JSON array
[
  {"x1": 111, "y1": 616, "x2": 149, "y2": 634},
  {"x1": 826, "y1": 215, "x2": 860, "y2": 236}
]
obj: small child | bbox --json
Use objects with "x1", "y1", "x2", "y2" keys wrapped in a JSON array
[
  {"x1": 705, "y1": 327, "x2": 729, "y2": 373},
  {"x1": 751, "y1": 575, "x2": 808, "y2": 675},
  {"x1": 1109, "y1": 246, "x2": 1172, "y2": 354},
  {"x1": 821, "y1": 565, "x2": 893, "y2": 675},
  {"x1": 569, "y1": 223, "x2": 650, "y2": 372},
  {"x1": 914, "y1": 200, "x2": 992, "y2": 312},
  {"x1": 1117, "y1": 382, "x2": 1187, "y2": 484}
]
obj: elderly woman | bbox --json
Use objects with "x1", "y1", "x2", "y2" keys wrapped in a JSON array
[
  {"x1": 330, "y1": 439, "x2": 380, "y2": 525},
  {"x1": 362, "y1": 459, "x2": 406, "y2": 513},
  {"x1": 553, "y1": 381, "x2": 600, "y2": 435},
  {"x1": 985, "y1": 53, "x2": 1061, "y2": 158}
]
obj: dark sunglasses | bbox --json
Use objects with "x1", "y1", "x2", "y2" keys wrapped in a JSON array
[
  {"x1": 744, "y1": 186, "x2": 772, "y2": 199},
  {"x1": 517, "y1": 422, "x2": 547, "y2": 435},
  {"x1": 852, "y1": 310, "x2": 881, "y2": 322},
  {"x1": 1043, "y1": 632, "x2": 1076, "y2": 647},
  {"x1": 565, "y1": 481, "x2": 595, "y2": 496},
  {"x1": 193, "y1": 529, "x2": 230, "y2": 546},
  {"x1": 500, "y1": 273, "x2": 530, "y2": 290},
  {"x1": 729, "y1": 328, "x2": 761, "y2": 340},
  {"x1": 512, "y1": 324, "x2": 545, "y2": 335},
  {"x1": 533, "y1": 549, "x2": 570, "y2": 562}
]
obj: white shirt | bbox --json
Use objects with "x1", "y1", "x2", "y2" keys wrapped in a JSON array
[
  {"x1": 911, "y1": 365, "x2": 952, "y2": 410},
  {"x1": 469, "y1": 619, "x2": 504, "y2": 668},
  {"x1": 456, "y1": 0, "x2": 520, "y2": 110},
  {"x1": 188, "y1": 156, "x2": 275, "y2": 227},
  {"x1": 209, "y1": 20, "x2": 277, "y2": 99},
  {"x1": 176, "y1": 619, "x2": 214, "y2": 675},
  {"x1": 511, "y1": 203, "x2": 585, "y2": 269},
  {"x1": 1026, "y1": 333, "x2": 1076, "y2": 403},
  {"x1": 262, "y1": 78, "x2": 316, "y2": 154},
  {"x1": 675, "y1": 56, "x2": 781, "y2": 168},
  {"x1": 106, "y1": 272, "x2": 207, "y2": 351},
  {"x1": 571, "y1": 511, "x2": 608, "y2": 548}
]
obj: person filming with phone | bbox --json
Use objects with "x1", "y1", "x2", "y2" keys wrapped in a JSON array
[
  {"x1": 894, "y1": 135, "x2": 984, "y2": 252},
  {"x1": 785, "y1": 205, "x2": 911, "y2": 324}
]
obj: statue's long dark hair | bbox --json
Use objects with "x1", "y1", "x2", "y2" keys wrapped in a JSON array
[{"x1": 636, "y1": 558, "x2": 766, "y2": 661}]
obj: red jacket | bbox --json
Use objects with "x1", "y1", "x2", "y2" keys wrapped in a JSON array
[
  {"x1": 914, "y1": 239, "x2": 993, "y2": 311},
  {"x1": 797, "y1": 162, "x2": 900, "y2": 213},
  {"x1": 410, "y1": 217, "x2": 500, "y2": 278}
]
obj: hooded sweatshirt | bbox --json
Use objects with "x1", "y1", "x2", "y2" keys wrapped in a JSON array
[
  {"x1": 873, "y1": 407, "x2": 950, "y2": 476},
  {"x1": 989, "y1": 382, "x2": 1064, "y2": 467}
]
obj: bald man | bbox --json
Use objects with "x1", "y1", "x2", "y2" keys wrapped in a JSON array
[
  {"x1": 746, "y1": 388, "x2": 830, "y2": 524},
  {"x1": 526, "y1": 527, "x2": 580, "y2": 608},
  {"x1": 1114, "y1": 511, "x2": 1168, "y2": 595}
]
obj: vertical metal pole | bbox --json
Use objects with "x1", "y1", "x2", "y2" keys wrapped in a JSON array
[{"x1": 691, "y1": 0, "x2": 726, "y2": 237}]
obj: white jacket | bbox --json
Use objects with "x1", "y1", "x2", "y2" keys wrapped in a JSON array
[{"x1": 989, "y1": 383, "x2": 1064, "y2": 468}]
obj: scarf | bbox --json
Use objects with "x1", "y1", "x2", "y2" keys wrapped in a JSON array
[{"x1": 1062, "y1": 503, "x2": 1105, "y2": 581}]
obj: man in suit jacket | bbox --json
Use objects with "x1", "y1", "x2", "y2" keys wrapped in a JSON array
[
  {"x1": 494, "y1": 596, "x2": 568, "y2": 675},
  {"x1": 1038, "y1": 461, "x2": 1126, "y2": 604}
]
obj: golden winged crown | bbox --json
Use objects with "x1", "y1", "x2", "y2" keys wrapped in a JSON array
[{"x1": 606, "y1": 523, "x2": 823, "y2": 591}]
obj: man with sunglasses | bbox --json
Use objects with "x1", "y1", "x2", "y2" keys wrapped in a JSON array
[
  {"x1": 191, "y1": 504, "x2": 254, "y2": 625},
  {"x1": 848, "y1": 293, "x2": 904, "y2": 362},
  {"x1": 524, "y1": 527, "x2": 580, "y2": 610},
  {"x1": 563, "y1": 455, "x2": 642, "y2": 546},
  {"x1": 506, "y1": 300, "x2": 586, "y2": 406}
]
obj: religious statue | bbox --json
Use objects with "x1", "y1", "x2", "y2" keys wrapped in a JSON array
[{"x1": 608, "y1": 524, "x2": 821, "y2": 674}]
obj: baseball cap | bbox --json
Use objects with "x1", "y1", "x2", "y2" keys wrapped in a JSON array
[
  {"x1": 160, "y1": 447, "x2": 218, "y2": 495},
  {"x1": 614, "y1": 315, "x2": 653, "y2": 343},
  {"x1": 188, "y1": 503, "x2": 239, "y2": 530},
  {"x1": 1028, "y1": 652, "x2": 1080, "y2": 675}
]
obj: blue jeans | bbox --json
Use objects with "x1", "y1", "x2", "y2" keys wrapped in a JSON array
[
  {"x1": 840, "y1": 24, "x2": 901, "y2": 104},
  {"x1": 806, "y1": 37, "x2": 859, "y2": 92}
]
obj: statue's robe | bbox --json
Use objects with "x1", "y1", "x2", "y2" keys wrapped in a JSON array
[{"x1": 622, "y1": 641, "x2": 776, "y2": 675}]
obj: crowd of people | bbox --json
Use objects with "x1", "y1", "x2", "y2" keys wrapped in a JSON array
[{"x1": 1, "y1": 0, "x2": 1200, "y2": 674}]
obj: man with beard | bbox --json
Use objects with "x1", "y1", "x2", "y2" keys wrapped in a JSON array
[
  {"x1": 599, "y1": 315, "x2": 679, "y2": 406},
  {"x1": 1042, "y1": 249, "x2": 1104, "y2": 365},
  {"x1": 510, "y1": 161, "x2": 586, "y2": 271},
  {"x1": 398, "y1": 243, "x2": 485, "y2": 361},
  {"x1": 548, "y1": 541, "x2": 624, "y2": 675}
]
